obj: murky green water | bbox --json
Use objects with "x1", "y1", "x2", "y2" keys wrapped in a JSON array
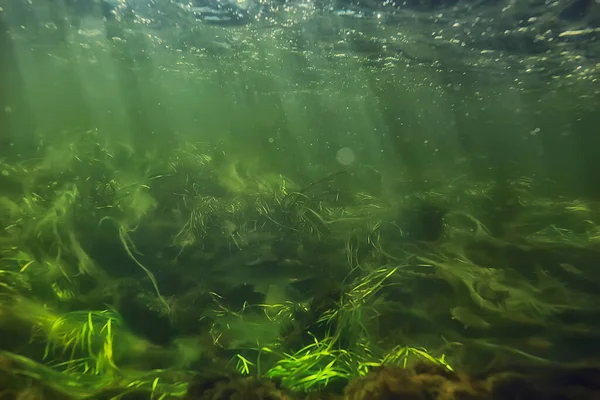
[{"x1": 1, "y1": 0, "x2": 600, "y2": 398}]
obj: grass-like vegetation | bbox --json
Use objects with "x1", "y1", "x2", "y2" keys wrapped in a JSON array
[{"x1": 1, "y1": 128, "x2": 599, "y2": 398}]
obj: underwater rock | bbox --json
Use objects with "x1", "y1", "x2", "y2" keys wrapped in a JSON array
[
  {"x1": 485, "y1": 364, "x2": 600, "y2": 400},
  {"x1": 344, "y1": 361, "x2": 600, "y2": 399},
  {"x1": 186, "y1": 374, "x2": 288, "y2": 400},
  {"x1": 344, "y1": 363, "x2": 489, "y2": 400}
]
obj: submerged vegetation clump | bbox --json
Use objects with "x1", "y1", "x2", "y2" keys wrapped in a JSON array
[{"x1": 1, "y1": 127, "x2": 600, "y2": 399}]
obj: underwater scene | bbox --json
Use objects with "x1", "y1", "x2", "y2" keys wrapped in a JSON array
[{"x1": 1, "y1": 0, "x2": 600, "y2": 399}]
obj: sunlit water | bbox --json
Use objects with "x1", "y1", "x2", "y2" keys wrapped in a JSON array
[{"x1": 1, "y1": 0, "x2": 600, "y2": 391}]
